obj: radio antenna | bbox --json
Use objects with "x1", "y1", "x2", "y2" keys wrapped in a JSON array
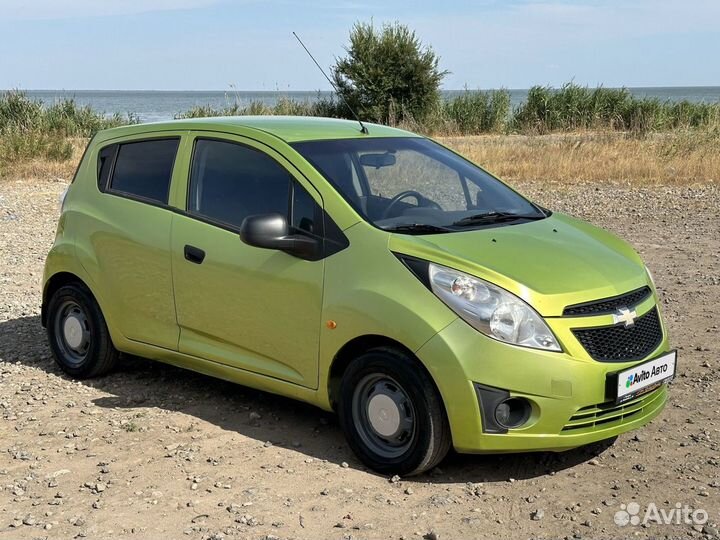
[{"x1": 292, "y1": 31, "x2": 368, "y2": 134}]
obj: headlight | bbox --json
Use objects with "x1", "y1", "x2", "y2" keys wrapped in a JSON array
[{"x1": 428, "y1": 263, "x2": 561, "y2": 351}]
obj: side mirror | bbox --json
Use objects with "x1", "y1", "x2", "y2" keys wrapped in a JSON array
[{"x1": 239, "y1": 213, "x2": 320, "y2": 259}]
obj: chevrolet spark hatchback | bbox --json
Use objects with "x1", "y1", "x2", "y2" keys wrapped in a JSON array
[{"x1": 43, "y1": 117, "x2": 676, "y2": 475}]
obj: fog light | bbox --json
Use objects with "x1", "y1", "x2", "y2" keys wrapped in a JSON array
[{"x1": 494, "y1": 398, "x2": 531, "y2": 429}]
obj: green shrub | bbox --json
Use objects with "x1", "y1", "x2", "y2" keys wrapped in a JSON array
[{"x1": 331, "y1": 21, "x2": 447, "y2": 124}]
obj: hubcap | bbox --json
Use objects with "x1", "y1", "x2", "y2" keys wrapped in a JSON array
[
  {"x1": 367, "y1": 393, "x2": 402, "y2": 437},
  {"x1": 54, "y1": 300, "x2": 91, "y2": 366},
  {"x1": 63, "y1": 315, "x2": 85, "y2": 349},
  {"x1": 352, "y1": 374, "x2": 417, "y2": 459}
]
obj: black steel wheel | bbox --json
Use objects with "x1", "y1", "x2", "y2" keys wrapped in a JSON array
[
  {"x1": 338, "y1": 347, "x2": 451, "y2": 476},
  {"x1": 46, "y1": 283, "x2": 118, "y2": 378}
]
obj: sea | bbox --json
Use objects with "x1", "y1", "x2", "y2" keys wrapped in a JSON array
[{"x1": 11, "y1": 87, "x2": 720, "y2": 124}]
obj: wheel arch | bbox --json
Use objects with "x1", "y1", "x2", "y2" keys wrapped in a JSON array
[
  {"x1": 42, "y1": 271, "x2": 91, "y2": 327},
  {"x1": 327, "y1": 334, "x2": 448, "y2": 416}
]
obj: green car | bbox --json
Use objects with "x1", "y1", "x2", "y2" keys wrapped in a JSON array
[{"x1": 42, "y1": 116, "x2": 676, "y2": 475}]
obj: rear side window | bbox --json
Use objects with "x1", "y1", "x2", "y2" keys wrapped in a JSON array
[
  {"x1": 107, "y1": 138, "x2": 179, "y2": 204},
  {"x1": 188, "y1": 139, "x2": 292, "y2": 229}
]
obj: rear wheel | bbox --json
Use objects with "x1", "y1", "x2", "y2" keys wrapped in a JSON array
[
  {"x1": 338, "y1": 347, "x2": 451, "y2": 476},
  {"x1": 46, "y1": 283, "x2": 118, "y2": 378}
]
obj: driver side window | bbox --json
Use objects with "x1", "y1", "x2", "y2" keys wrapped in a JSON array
[
  {"x1": 359, "y1": 149, "x2": 470, "y2": 212},
  {"x1": 188, "y1": 138, "x2": 321, "y2": 234}
]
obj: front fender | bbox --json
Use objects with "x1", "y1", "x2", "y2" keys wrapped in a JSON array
[{"x1": 317, "y1": 223, "x2": 457, "y2": 408}]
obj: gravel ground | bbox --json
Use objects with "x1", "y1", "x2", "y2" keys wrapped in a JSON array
[{"x1": 0, "y1": 177, "x2": 719, "y2": 540}]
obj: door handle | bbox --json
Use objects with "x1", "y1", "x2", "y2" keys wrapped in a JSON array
[{"x1": 184, "y1": 245, "x2": 206, "y2": 264}]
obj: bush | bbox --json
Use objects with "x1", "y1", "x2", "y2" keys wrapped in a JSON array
[{"x1": 332, "y1": 21, "x2": 448, "y2": 124}]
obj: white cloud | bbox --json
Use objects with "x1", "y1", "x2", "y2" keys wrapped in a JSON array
[{"x1": 0, "y1": 0, "x2": 226, "y2": 20}]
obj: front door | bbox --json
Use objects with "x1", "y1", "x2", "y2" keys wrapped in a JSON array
[{"x1": 170, "y1": 135, "x2": 324, "y2": 388}]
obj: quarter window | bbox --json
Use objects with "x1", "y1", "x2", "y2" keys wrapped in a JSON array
[
  {"x1": 109, "y1": 138, "x2": 179, "y2": 204},
  {"x1": 97, "y1": 144, "x2": 117, "y2": 190},
  {"x1": 291, "y1": 182, "x2": 320, "y2": 235}
]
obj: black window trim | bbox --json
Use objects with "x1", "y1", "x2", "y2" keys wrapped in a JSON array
[{"x1": 97, "y1": 135, "x2": 181, "y2": 209}]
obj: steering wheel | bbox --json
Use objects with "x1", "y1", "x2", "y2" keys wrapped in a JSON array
[{"x1": 381, "y1": 190, "x2": 442, "y2": 219}]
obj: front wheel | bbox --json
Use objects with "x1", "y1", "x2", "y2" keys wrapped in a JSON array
[
  {"x1": 46, "y1": 283, "x2": 119, "y2": 379},
  {"x1": 338, "y1": 348, "x2": 451, "y2": 476}
]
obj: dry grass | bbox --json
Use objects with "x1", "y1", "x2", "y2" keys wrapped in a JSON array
[
  {"x1": 0, "y1": 138, "x2": 85, "y2": 181},
  {"x1": 439, "y1": 130, "x2": 720, "y2": 185},
  {"x1": 3, "y1": 131, "x2": 718, "y2": 186}
]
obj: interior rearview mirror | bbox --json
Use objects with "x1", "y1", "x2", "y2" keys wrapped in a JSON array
[
  {"x1": 239, "y1": 213, "x2": 320, "y2": 259},
  {"x1": 359, "y1": 152, "x2": 396, "y2": 169}
]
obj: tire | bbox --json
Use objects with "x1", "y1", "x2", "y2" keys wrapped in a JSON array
[
  {"x1": 46, "y1": 283, "x2": 119, "y2": 379},
  {"x1": 337, "y1": 347, "x2": 451, "y2": 476}
]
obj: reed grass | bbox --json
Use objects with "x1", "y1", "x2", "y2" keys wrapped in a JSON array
[
  {"x1": 512, "y1": 84, "x2": 720, "y2": 134},
  {"x1": 0, "y1": 90, "x2": 133, "y2": 175},
  {"x1": 174, "y1": 83, "x2": 720, "y2": 138},
  {"x1": 176, "y1": 94, "x2": 344, "y2": 120},
  {"x1": 3, "y1": 85, "x2": 719, "y2": 185}
]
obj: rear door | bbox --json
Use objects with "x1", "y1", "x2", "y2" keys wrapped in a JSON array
[
  {"x1": 170, "y1": 134, "x2": 325, "y2": 388},
  {"x1": 84, "y1": 134, "x2": 184, "y2": 349}
]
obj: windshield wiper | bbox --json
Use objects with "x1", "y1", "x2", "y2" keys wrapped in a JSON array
[
  {"x1": 452, "y1": 211, "x2": 546, "y2": 227},
  {"x1": 382, "y1": 223, "x2": 453, "y2": 234}
]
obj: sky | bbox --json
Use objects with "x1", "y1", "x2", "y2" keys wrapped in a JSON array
[{"x1": 0, "y1": 0, "x2": 718, "y2": 90}]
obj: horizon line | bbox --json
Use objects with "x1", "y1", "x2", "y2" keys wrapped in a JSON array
[{"x1": 4, "y1": 84, "x2": 720, "y2": 93}]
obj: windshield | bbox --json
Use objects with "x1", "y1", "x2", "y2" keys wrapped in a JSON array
[{"x1": 292, "y1": 137, "x2": 545, "y2": 233}]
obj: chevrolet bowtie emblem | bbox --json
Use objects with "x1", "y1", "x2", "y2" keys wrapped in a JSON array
[{"x1": 613, "y1": 307, "x2": 637, "y2": 327}]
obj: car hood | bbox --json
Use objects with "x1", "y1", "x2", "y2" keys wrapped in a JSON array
[{"x1": 388, "y1": 212, "x2": 650, "y2": 317}]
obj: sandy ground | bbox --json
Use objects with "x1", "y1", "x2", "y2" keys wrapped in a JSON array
[{"x1": 0, "y1": 177, "x2": 719, "y2": 540}]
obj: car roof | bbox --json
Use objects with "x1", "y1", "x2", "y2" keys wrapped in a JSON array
[{"x1": 95, "y1": 116, "x2": 419, "y2": 144}]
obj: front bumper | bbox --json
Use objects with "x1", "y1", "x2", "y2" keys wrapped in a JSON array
[{"x1": 416, "y1": 303, "x2": 671, "y2": 453}]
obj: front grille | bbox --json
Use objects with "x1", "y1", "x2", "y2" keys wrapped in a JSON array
[
  {"x1": 563, "y1": 286, "x2": 652, "y2": 316},
  {"x1": 561, "y1": 386, "x2": 666, "y2": 432},
  {"x1": 572, "y1": 307, "x2": 662, "y2": 362}
]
